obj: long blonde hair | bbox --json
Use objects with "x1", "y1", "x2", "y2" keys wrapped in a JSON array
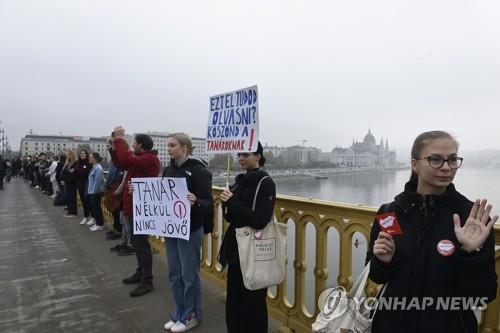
[
  {"x1": 168, "y1": 132, "x2": 195, "y2": 155},
  {"x1": 66, "y1": 150, "x2": 77, "y2": 166}
]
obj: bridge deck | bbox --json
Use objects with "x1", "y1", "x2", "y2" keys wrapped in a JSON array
[{"x1": 0, "y1": 179, "x2": 230, "y2": 333}]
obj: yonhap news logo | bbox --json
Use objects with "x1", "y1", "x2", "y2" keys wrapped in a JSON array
[
  {"x1": 317, "y1": 287, "x2": 489, "y2": 316},
  {"x1": 317, "y1": 287, "x2": 378, "y2": 320}
]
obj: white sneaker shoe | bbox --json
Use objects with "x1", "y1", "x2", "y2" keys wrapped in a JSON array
[
  {"x1": 80, "y1": 218, "x2": 88, "y2": 225},
  {"x1": 90, "y1": 225, "x2": 103, "y2": 231},
  {"x1": 171, "y1": 316, "x2": 199, "y2": 332},
  {"x1": 164, "y1": 320, "x2": 177, "y2": 331},
  {"x1": 86, "y1": 218, "x2": 96, "y2": 226}
]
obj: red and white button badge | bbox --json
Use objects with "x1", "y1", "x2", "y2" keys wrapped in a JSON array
[
  {"x1": 436, "y1": 240, "x2": 456, "y2": 256},
  {"x1": 376, "y1": 212, "x2": 403, "y2": 235}
]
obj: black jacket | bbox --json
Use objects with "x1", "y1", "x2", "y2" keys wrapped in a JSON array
[
  {"x1": 162, "y1": 157, "x2": 213, "y2": 233},
  {"x1": 75, "y1": 159, "x2": 91, "y2": 183},
  {"x1": 366, "y1": 181, "x2": 497, "y2": 333},
  {"x1": 61, "y1": 162, "x2": 77, "y2": 185},
  {"x1": 218, "y1": 169, "x2": 276, "y2": 267}
]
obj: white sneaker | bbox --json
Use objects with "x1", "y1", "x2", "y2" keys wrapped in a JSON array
[
  {"x1": 171, "y1": 317, "x2": 199, "y2": 332},
  {"x1": 164, "y1": 320, "x2": 177, "y2": 331},
  {"x1": 86, "y1": 218, "x2": 96, "y2": 226},
  {"x1": 90, "y1": 225, "x2": 103, "y2": 231},
  {"x1": 80, "y1": 218, "x2": 88, "y2": 225}
]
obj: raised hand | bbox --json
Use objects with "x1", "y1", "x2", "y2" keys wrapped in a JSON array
[
  {"x1": 112, "y1": 126, "x2": 125, "y2": 139},
  {"x1": 373, "y1": 231, "x2": 395, "y2": 264},
  {"x1": 454, "y1": 199, "x2": 499, "y2": 252}
]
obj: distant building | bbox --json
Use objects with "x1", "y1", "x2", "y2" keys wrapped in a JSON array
[
  {"x1": 263, "y1": 144, "x2": 283, "y2": 158},
  {"x1": 282, "y1": 145, "x2": 321, "y2": 165},
  {"x1": 20, "y1": 134, "x2": 108, "y2": 156},
  {"x1": 20, "y1": 132, "x2": 208, "y2": 167},
  {"x1": 331, "y1": 129, "x2": 396, "y2": 168}
]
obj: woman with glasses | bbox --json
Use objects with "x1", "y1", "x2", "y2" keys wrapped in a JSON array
[
  {"x1": 366, "y1": 131, "x2": 498, "y2": 333},
  {"x1": 218, "y1": 142, "x2": 276, "y2": 333}
]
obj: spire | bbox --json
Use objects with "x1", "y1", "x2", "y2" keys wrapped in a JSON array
[{"x1": 385, "y1": 137, "x2": 389, "y2": 151}]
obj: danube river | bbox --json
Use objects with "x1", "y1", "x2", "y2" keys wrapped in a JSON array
[{"x1": 274, "y1": 167, "x2": 500, "y2": 210}]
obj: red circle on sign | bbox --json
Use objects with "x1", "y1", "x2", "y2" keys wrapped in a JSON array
[
  {"x1": 173, "y1": 201, "x2": 187, "y2": 219},
  {"x1": 436, "y1": 239, "x2": 456, "y2": 256}
]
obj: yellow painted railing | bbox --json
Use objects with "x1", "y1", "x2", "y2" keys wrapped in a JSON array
[{"x1": 103, "y1": 188, "x2": 500, "y2": 333}]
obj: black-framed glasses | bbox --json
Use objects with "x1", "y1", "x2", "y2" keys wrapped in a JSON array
[
  {"x1": 237, "y1": 153, "x2": 251, "y2": 158},
  {"x1": 416, "y1": 155, "x2": 463, "y2": 169}
]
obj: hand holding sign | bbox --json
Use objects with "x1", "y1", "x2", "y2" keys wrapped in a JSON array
[
  {"x1": 187, "y1": 192, "x2": 197, "y2": 206},
  {"x1": 220, "y1": 189, "x2": 233, "y2": 202},
  {"x1": 454, "y1": 199, "x2": 498, "y2": 252},
  {"x1": 373, "y1": 231, "x2": 396, "y2": 264}
]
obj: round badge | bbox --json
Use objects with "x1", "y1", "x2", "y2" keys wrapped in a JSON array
[{"x1": 437, "y1": 240, "x2": 456, "y2": 256}]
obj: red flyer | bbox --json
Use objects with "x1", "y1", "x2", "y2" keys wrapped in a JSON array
[{"x1": 376, "y1": 211, "x2": 403, "y2": 235}]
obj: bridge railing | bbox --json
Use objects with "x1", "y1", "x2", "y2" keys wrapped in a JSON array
[{"x1": 104, "y1": 187, "x2": 500, "y2": 333}]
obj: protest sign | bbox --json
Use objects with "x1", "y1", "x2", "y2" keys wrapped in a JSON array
[
  {"x1": 132, "y1": 177, "x2": 191, "y2": 241},
  {"x1": 207, "y1": 85, "x2": 259, "y2": 153}
]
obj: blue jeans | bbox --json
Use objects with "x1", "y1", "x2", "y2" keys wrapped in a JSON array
[{"x1": 166, "y1": 227, "x2": 203, "y2": 323}]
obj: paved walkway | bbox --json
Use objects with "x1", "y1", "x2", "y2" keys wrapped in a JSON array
[{"x1": 0, "y1": 179, "x2": 228, "y2": 333}]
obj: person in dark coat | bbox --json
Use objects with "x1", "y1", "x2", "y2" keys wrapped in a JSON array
[
  {"x1": 75, "y1": 149, "x2": 93, "y2": 226},
  {"x1": 61, "y1": 150, "x2": 78, "y2": 217},
  {"x1": 109, "y1": 127, "x2": 160, "y2": 298},
  {"x1": 0, "y1": 155, "x2": 5, "y2": 190},
  {"x1": 366, "y1": 131, "x2": 498, "y2": 333},
  {"x1": 219, "y1": 142, "x2": 276, "y2": 333},
  {"x1": 161, "y1": 133, "x2": 213, "y2": 333}
]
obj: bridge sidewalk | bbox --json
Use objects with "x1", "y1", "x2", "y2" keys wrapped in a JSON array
[{"x1": 0, "y1": 179, "x2": 228, "y2": 333}]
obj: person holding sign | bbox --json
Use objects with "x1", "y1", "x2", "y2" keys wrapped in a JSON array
[
  {"x1": 109, "y1": 127, "x2": 160, "y2": 298},
  {"x1": 366, "y1": 131, "x2": 498, "y2": 333},
  {"x1": 161, "y1": 133, "x2": 213, "y2": 333},
  {"x1": 218, "y1": 142, "x2": 276, "y2": 333}
]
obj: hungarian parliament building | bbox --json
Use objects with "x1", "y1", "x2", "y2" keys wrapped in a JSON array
[{"x1": 331, "y1": 130, "x2": 397, "y2": 168}]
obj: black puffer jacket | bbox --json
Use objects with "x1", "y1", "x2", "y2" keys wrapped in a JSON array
[
  {"x1": 162, "y1": 157, "x2": 213, "y2": 233},
  {"x1": 218, "y1": 168, "x2": 276, "y2": 267},
  {"x1": 366, "y1": 181, "x2": 497, "y2": 333}
]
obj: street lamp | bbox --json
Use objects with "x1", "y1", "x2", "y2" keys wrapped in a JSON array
[{"x1": 0, "y1": 128, "x2": 4, "y2": 157}]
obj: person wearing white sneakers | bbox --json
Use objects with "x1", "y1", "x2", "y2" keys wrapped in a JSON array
[
  {"x1": 87, "y1": 152, "x2": 105, "y2": 232},
  {"x1": 162, "y1": 133, "x2": 213, "y2": 333}
]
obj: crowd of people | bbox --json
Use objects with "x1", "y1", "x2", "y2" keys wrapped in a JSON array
[{"x1": 1, "y1": 129, "x2": 498, "y2": 333}]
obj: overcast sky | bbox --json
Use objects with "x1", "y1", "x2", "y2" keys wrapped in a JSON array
[{"x1": 1, "y1": 0, "x2": 499, "y2": 156}]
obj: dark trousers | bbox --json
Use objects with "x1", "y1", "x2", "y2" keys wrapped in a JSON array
[
  {"x1": 112, "y1": 206, "x2": 122, "y2": 232},
  {"x1": 0, "y1": 175, "x2": 3, "y2": 189},
  {"x1": 89, "y1": 193, "x2": 104, "y2": 226},
  {"x1": 77, "y1": 181, "x2": 91, "y2": 217},
  {"x1": 66, "y1": 183, "x2": 78, "y2": 215},
  {"x1": 126, "y1": 216, "x2": 153, "y2": 283},
  {"x1": 226, "y1": 264, "x2": 268, "y2": 333}
]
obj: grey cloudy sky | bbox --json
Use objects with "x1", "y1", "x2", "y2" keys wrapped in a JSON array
[{"x1": 1, "y1": 0, "x2": 499, "y2": 156}]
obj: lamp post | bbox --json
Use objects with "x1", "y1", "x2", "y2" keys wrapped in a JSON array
[{"x1": 0, "y1": 128, "x2": 5, "y2": 157}]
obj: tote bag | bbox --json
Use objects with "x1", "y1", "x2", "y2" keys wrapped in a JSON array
[
  {"x1": 312, "y1": 262, "x2": 387, "y2": 333},
  {"x1": 235, "y1": 176, "x2": 287, "y2": 291}
]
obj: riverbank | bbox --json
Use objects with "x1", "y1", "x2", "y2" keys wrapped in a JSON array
[{"x1": 213, "y1": 165, "x2": 410, "y2": 184}]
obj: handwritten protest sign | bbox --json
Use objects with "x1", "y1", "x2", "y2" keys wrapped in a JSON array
[
  {"x1": 207, "y1": 85, "x2": 259, "y2": 153},
  {"x1": 132, "y1": 177, "x2": 191, "y2": 241}
]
